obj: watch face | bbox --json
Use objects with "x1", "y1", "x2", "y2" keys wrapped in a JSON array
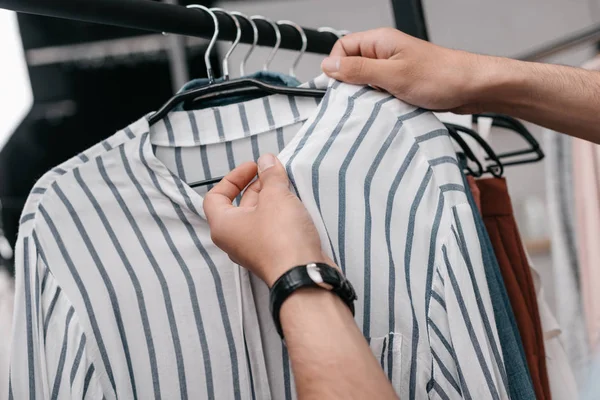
[{"x1": 306, "y1": 264, "x2": 333, "y2": 290}]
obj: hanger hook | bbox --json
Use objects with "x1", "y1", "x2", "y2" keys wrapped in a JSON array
[
  {"x1": 231, "y1": 12, "x2": 258, "y2": 77},
  {"x1": 209, "y1": 8, "x2": 241, "y2": 81},
  {"x1": 277, "y1": 20, "x2": 306, "y2": 78},
  {"x1": 317, "y1": 27, "x2": 343, "y2": 39},
  {"x1": 250, "y1": 15, "x2": 281, "y2": 71},
  {"x1": 187, "y1": 4, "x2": 218, "y2": 84}
]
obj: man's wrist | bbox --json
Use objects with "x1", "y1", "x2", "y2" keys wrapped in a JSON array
[
  {"x1": 263, "y1": 253, "x2": 331, "y2": 287},
  {"x1": 472, "y1": 55, "x2": 532, "y2": 114}
]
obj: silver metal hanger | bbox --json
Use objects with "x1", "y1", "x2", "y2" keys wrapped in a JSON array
[
  {"x1": 210, "y1": 8, "x2": 241, "y2": 81},
  {"x1": 277, "y1": 20, "x2": 307, "y2": 78},
  {"x1": 317, "y1": 27, "x2": 343, "y2": 39},
  {"x1": 231, "y1": 11, "x2": 258, "y2": 77},
  {"x1": 186, "y1": 4, "x2": 218, "y2": 83},
  {"x1": 250, "y1": 15, "x2": 281, "y2": 71}
]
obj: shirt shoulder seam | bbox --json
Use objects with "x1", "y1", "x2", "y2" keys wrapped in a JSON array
[
  {"x1": 373, "y1": 104, "x2": 470, "y2": 209},
  {"x1": 19, "y1": 126, "x2": 141, "y2": 238}
]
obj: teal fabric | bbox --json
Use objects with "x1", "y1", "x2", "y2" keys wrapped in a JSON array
[
  {"x1": 459, "y1": 155, "x2": 535, "y2": 399},
  {"x1": 177, "y1": 71, "x2": 301, "y2": 93},
  {"x1": 174, "y1": 71, "x2": 301, "y2": 110}
]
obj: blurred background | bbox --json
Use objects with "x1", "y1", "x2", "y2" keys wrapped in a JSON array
[{"x1": 1, "y1": 0, "x2": 600, "y2": 396}]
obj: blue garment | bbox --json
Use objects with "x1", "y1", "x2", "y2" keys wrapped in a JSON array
[
  {"x1": 459, "y1": 156, "x2": 535, "y2": 399},
  {"x1": 175, "y1": 71, "x2": 301, "y2": 110}
]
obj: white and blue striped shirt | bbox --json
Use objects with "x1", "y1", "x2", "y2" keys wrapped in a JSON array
[{"x1": 9, "y1": 74, "x2": 509, "y2": 399}]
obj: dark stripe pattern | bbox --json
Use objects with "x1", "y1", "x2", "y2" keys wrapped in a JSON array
[
  {"x1": 10, "y1": 76, "x2": 507, "y2": 400},
  {"x1": 52, "y1": 181, "x2": 139, "y2": 399}
]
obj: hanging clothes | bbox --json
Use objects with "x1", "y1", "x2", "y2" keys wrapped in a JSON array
[
  {"x1": 572, "y1": 55, "x2": 600, "y2": 350},
  {"x1": 525, "y1": 251, "x2": 578, "y2": 400},
  {"x1": 459, "y1": 171, "x2": 535, "y2": 400},
  {"x1": 475, "y1": 177, "x2": 551, "y2": 400},
  {"x1": 543, "y1": 128, "x2": 589, "y2": 375},
  {"x1": 581, "y1": 351, "x2": 600, "y2": 400},
  {"x1": 573, "y1": 138, "x2": 600, "y2": 349},
  {"x1": 9, "y1": 74, "x2": 509, "y2": 399}
]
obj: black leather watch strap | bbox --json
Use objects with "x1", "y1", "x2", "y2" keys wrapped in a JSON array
[{"x1": 269, "y1": 263, "x2": 357, "y2": 338}]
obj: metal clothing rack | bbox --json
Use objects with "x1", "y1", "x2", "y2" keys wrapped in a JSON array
[
  {"x1": 517, "y1": 23, "x2": 600, "y2": 61},
  {"x1": 0, "y1": 0, "x2": 337, "y2": 55},
  {"x1": 390, "y1": 0, "x2": 428, "y2": 41},
  {"x1": 5, "y1": 0, "x2": 600, "y2": 66}
]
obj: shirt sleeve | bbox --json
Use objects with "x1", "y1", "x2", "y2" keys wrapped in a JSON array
[
  {"x1": 436, "y1": 203, "x2": 510, "y2": 400},
  {"x1": 8, "y1": 235, "x2": 105, "y2": 399}
]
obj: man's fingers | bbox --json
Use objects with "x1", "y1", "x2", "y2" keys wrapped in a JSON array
[
  {"x1": 204, "y1": 162, "x2": 257, "y2": 219},
  {"x1": 240, "y1": 178, "x2": 261, "y2": 207},
  {"x1": 257, "y1": 154, "x2": 290, "y2": 190},
  {"x1": 322, "y1": 56, "x2": 399, "y2": 90},
  {"x1": 328, "y1": 29, "x2": 401, "y2": 59}
]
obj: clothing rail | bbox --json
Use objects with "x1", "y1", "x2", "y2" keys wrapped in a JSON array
[
  {"x1": 517, "y1": 23, "x2": 600, "y2": 61},
  {"x1": 0, "y1": 0, "x2": 337, "y2": 55}
]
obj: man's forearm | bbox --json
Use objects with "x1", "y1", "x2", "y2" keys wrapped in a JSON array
[
  {"x1": 479, "y1": 56, "x2": 600, "y2": 143},
  {"x1": 280, "y1": 288, "x2": 398, "y2": 399}
]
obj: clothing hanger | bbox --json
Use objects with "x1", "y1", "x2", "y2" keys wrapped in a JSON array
[
  {"x1": 253, "y1": 15, "x2": 281, "y2": 71},
  {"x1": 230, "y1": 12, "x2": 258, "y2": 77},
  {"x1": 210, "y1": 8, "x2": 241, "y2": 81},
  {"x1": 277, "y1": 20, "x2": 307, "y2": 78},
  {"x1": 444, "y1": 123, "x2": 485, "y2": 177},
  {"x1": 444, "y1": 122, "x2": 504, "y2": 177},
  {"x1": 148, "y1": 7, "x2": 325, "y2": 126},
  {"x1": 472, "y1": 113, "x2": 544, "y2": 166},
  {"x1": 317, "y1": 27, "x2": 343, "y2": 39}
]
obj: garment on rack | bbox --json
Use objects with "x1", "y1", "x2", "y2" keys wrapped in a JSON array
[
  {"x1": 543, "y1": 128, "x2": 588, "y2": 374},
  {"x1": 466, "y1": 175, "x2": 481, "y2": 212},
  {"x1": 581, "y1": 350, "x2": 600, "y2": 400},
  {"x1": 524, "y1": 250, "x2": 578, "y2": 400},
  {"x1": 0, "y1": 57, "x2": 187, "y2": 277},
  {"x1": 460, "y1": 171, "x2": 535, "y2": 400},
  {"x1": 572, "y1": 139, "x2": 600, "y2": 349},
  {"x1": 10, "y1": 74, "x2": 509, "y2": 399},
  {"x1": 572, "y1": 56, "x2": 600, "y2": 350},
  {"x1": 476, "y1": 177, "x2": 551, "y2": 400}
]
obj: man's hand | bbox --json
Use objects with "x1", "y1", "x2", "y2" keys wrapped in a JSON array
[
  {"x1": 204, "y1": 154, "x2": 398, "y2": 400},
  {"x1": 321, "y1": 27, "x2": 600, "y2": 144},
  {"x1": 203, "y1": 154, "x2": 330, "y2": 286},
  {"x1": 321, "y1": 28, "x2": 489, "y2": 114}
]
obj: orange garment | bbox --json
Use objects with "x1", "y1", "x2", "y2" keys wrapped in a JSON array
[{"x1": 475, "y1": 177, "x2": 551, "y2": 400}]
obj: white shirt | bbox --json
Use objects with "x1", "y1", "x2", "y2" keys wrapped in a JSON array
[
  {"x1": 525, "y1": 251, "x2": 578, "y2": 400},
  {"x1": 9, "y1": 74, "x2": 508, "y2": 399}
]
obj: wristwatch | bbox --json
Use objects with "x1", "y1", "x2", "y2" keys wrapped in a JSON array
[{"x1": 269, "y1": 262, "x2": 357, "y2": 338}]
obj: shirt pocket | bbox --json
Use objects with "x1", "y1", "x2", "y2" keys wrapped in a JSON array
[{"x1": 368, "y1": 332, "x2": 403, "y2": 394}]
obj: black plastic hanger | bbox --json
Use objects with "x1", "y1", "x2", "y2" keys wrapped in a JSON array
[
  {"x1": 150, "y1": 80, "x2": 324, "y2": 125},
  {"x1": 445, "y1": 122, "x2": 504, "y2": 177},
  {"x1": 472, "y1": 113, "x2": 544, "y2": 166},
  {"x1": 445, "y1": 123, "x2": 485, "y2": 177},
  {"x1": 149, "y1": 8, "x2": 325, "y2": 127}
]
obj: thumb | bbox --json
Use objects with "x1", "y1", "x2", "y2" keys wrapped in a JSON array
[
  {"x1": 321, "y1": 56, "x2": 396, "y2": 90},
  {"x1": 257, "y1": 153, "x2": 289, "y2": 189}
]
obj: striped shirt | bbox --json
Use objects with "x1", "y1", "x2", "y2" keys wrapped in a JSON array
[{"x1": 9, "y1": 74, "x2": 509, "y2": 399}]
